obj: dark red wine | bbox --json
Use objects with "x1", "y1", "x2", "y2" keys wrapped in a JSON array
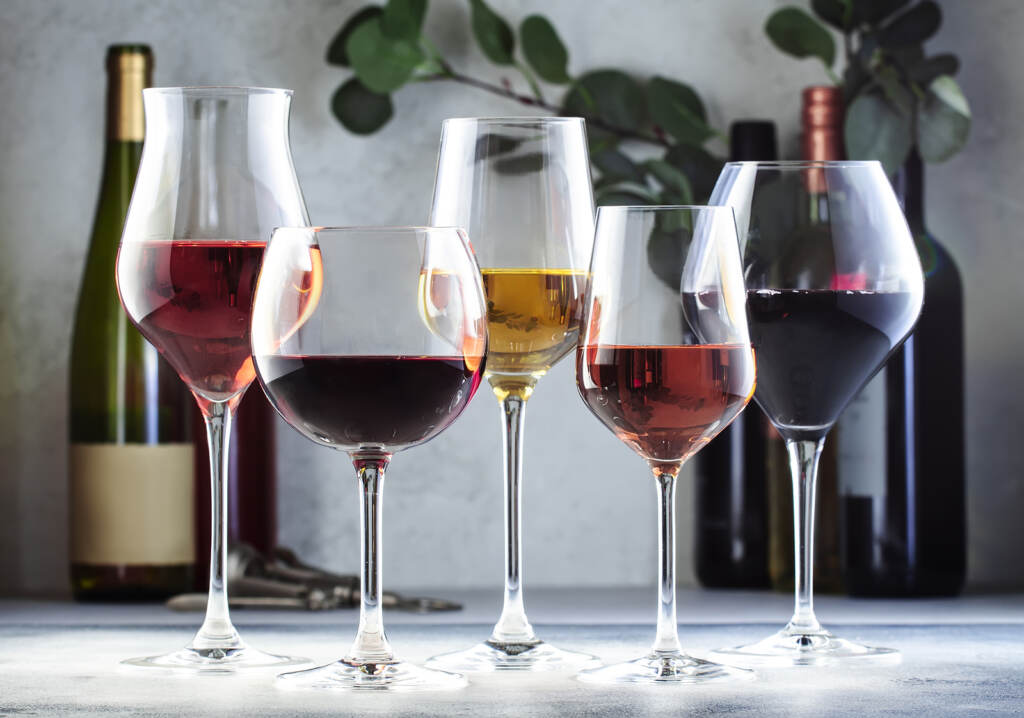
[
  {"x1": 746, "y1": 289, "x2": 918, "y2": 441},
  {"x1": 577, "y1": 345, "x2": 754, "y2": 474},
  {"x1": 257, "y1": 355, "x2": 483, "y2": 453},
  {"x1": 118, "y1": 240, "x2": 265, "y2": 408}
]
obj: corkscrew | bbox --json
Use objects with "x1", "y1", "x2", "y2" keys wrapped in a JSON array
[{"x1": 165, "y1": 543, "x2": 461, "y2": 613}]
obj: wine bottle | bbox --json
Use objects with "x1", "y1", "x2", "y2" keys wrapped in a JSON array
[
  {"x1": 69, "y1": 45, "x2": 195, "y2": 600},
  {"x1": 766, "y1": 88, "x2": 844, "y2": 594},
  {"x1": 838, "y1": 149, "x2": 966, "y2": 596},
  {"x1": 693, "y1": 120, "x2": 777, "y2": 588}
]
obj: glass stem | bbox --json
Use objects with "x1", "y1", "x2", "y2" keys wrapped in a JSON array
[
  {"x1": 786, "y1": 438, "x2": 826, "y2": 634},
  {"x1": 490, "y1": 393, "x2": 536, "y2": 644},
  {"x1": 652, "y1": 471, "x2": 682, "y2": 654},
  {"x1": 192, "y1": 400, "x2": 240, "y2": 649},
  {"x1": 347, "y1": 456, "x2": 394, "y2": 664}
]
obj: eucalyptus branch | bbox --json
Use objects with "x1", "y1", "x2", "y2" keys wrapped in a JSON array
[
  {"x1": 426, "y1": 59, "x2": 670, "y2": 149},
  {"x1": 514, "y1": 60, "x2": 545, "y2": 103}
]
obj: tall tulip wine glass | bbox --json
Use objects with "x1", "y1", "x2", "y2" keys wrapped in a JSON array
[
  {"x1": 115, "y1": 87, "x2": 308, "y2": 671},
  {"x1": 575, "y1": 205, "x2": 756, "y2": 683},
  {"x1": 426, "y1": 118, "x2": 598, "y2": 671},
  {"x1": 708, "y1": 161, "x2": 924, "y2": 666},
  {"x1": 252, "y1": 227, "x2": 488, "y2": 691}
]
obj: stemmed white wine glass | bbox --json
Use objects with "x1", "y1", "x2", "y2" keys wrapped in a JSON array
[{"x1": 426, "y1": 117, "x2": 598, "y2": 671}]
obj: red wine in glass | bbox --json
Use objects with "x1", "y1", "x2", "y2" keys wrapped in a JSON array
[
  {"x1": 257, "y1": 355, "x2": 483, "y2": 453},
  {"x1": 117, "y1": 240, "x2": 265, "y2": 408},
  {"x1": 577, "y1": 344, "x2": 755, "y2": 472},
  {"x1": 745, "y1": 289, "x2": 919, "y2": 440}
]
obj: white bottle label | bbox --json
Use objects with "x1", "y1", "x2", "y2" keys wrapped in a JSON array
[
  {"x1": 836, "y1": 374, "x2": 886, "y2": 498},
  {"x1": 70, "y1": 443, "x2": 195, "y2": 565}
]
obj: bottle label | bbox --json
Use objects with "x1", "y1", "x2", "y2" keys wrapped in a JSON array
[
  {"x1": 836, "y1": 374, "x2": 886, "y2": 497},
  {"x1": 70, "y1": 443, "x2": 195, "y2": 565}
]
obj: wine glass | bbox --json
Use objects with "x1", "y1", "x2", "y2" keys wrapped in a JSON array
[
  {"x1": 115, "y1": 87, "x2": 308, "y2": 671},
  {"x1": 426, "y1": 117, "x2": 598, "y2": 671},
  {"x1": 575, "y1": 205, "x2": 756, "y2": 683},
  {"x1": 707, "y1": 161, "x2": 923, "y2": 666},
  {"x1": 251, "y1": 226, "x2": 488, "y2": 691}
]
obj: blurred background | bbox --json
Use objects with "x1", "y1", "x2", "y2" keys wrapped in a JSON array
[{"x1": 0, "y1": 0, "x2": 1021, "y2": 599}]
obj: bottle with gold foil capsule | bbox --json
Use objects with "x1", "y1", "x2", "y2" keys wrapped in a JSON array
[
  {"x1": 766, "y1": 86, "x2": 845, "y2": 594},
  {"x1": 69, "y1": 45, "x2": 195, "y2": 600}
]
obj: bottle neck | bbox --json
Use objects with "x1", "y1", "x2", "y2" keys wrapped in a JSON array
[
  {"x1": 894, "y1": 149, "x2": 925, "y2": 230},
  {"x1": 106, "y1": 51, "x2": 150, "y2": 143}
]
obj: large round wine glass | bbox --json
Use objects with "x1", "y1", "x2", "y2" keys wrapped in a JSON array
[
  {"x1": 576, "y1": 206, "x2": 756, "y2": 684},
  {"x1": 252, "y1": 227, "x2": 488, "y2": 691},
  {"x1": 115, "y1": 87, "x2": 308, "y2": 672},
  {"x1": 426, "y1": 117, "x2": 597, "y2": 672},
  {"x1": 707, "y1": 161, "x2": 923, "y2": 666}
]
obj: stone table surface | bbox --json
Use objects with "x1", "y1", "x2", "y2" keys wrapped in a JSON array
[{"x1": 1, "y1": 588, "x2": 1023, "y2": 716}]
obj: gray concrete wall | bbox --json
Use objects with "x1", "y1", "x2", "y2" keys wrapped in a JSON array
[{"x1": 0, "y1": 0, "x2": 1020, "y2": 595}]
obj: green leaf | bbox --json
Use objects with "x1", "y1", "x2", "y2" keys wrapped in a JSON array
[
  {"x1": 879, "y1": 0, "x2": 941, "y2": 48},
  {"x1": 765, "y1": 7, "x2": 836, "y2": 68},
  {"x1": 520, "y1": 15, "x2": 571, "y2": 84},
  {"x1": 855, "y1": 0, "x2": 911, "y2": 25},
  {"x1": 646, "y1": 76, "x2": 714, "y2": 146},
  {"x1": 347, "y1": 17, "x2": 425, "y2": 93},
  {"x1": 917, "y1": 75, "x2": 971, "y2": 162},
  {"x1": 326, "y1": 6, "x2": 382, "y2": 66},
  {"x1": 874, "y1": 64, "x2": 914, "y2": 114},
  {"x1": 563, "y1": 70, "x2": 647, "y2": 131},
  {"x1": 469, "y1": 0, "x2": 515, "y2": 65},
  {"x1": 331, "y1": 78, "x2": 394, "y2": 134},
  {"x1": 663, "y1": 145, "x2": 723, "y2": 202},
  {"x1": 474, "y1": 133, "x2": 523, "y2": 161},
  {"x1": 644, "y1": 159, "x2": 694, "y2": 204},
  {"x1": 844, "y1": 90, "x2": 912, "y2": 174},
  {"x1": 592, "y1": 149, "x2": 645, "y2": 184},
  {"x1": 380, "y1": 0, "x2": 426, "y2": 41},
  {"x1": 646, "y1": 226, "x2": 692, "y2": 290},
  {"x1": 811, "y1": 0, "x2": 853, "y2": 30},
  {"x1": 494, "y1": 152, "x2": 549, "y2": 174},
  {"x1": 909, "y1": 53, "x2": 959, "y2": 85}
]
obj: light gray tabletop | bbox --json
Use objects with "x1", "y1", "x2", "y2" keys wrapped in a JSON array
[{"x1": 2, "y1": 588, "x2": 1022, "y2": 716}]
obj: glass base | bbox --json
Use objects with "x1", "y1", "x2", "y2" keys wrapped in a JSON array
[
  {"x1": 426, "y1": 638, "x2": 599, "y2": 672},
  {"x1": 122, "y1": 643, "x2": 307, "y2": 674},
  {"x1": 278, "y1": 658, "x2": 466, "y2": 691},
  {"x1": 708, "y1": 627, "x2": 901, "y2": 667},
  {"x1": 578, "y1": 651, "x2": 754, "y2": 685}
]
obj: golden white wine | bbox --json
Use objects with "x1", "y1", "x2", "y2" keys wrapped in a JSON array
[{"x1": 481, "y1": 268, "x2": 588, "y2": 400}]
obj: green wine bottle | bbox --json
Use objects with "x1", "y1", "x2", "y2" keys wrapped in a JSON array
[{"x1": 69, "y1": 45, "x2": 195, "y2": 600}]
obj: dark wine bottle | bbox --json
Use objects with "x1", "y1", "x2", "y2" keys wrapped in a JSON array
[
  {"x1": 69, "y1": 45, "x2": 196, "y2": 600},
  {"x1": 838, "y1": 149, "x2": 966, "y2": 596},
  {"x1": 766, "y1": 88, "x2": 844, "y2": 594},
  {"x1": 693, "y1": 120, "x2": 776, "y2": 588},
  {"x1": 192, "y1": 388, "x2": 278, "y2": 587}
]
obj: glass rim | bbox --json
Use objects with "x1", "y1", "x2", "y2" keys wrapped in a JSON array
[
  {"x1": 596, "y1": 204, "x2": 734, "y2": 213},
  {"x1": 442, "y1": 116, "x2": 584, "y2": 125},
  {"x1": 723, "y1": 160, "x2": 881, "y2": 169},
  {"x1": 272, "y1": 225, "x2": 465, "y2": 235},
  {"x1": 143, "y1": 86, "x2": 293, "y2": 97}
]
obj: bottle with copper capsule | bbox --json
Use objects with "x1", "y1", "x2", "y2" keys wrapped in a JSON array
[
  {"x1": 765, "y1": 87, "x2": 845, "y2": 594},
  {"x1": 69, "y1": 46, "x2": 195, "y2": 600}
]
